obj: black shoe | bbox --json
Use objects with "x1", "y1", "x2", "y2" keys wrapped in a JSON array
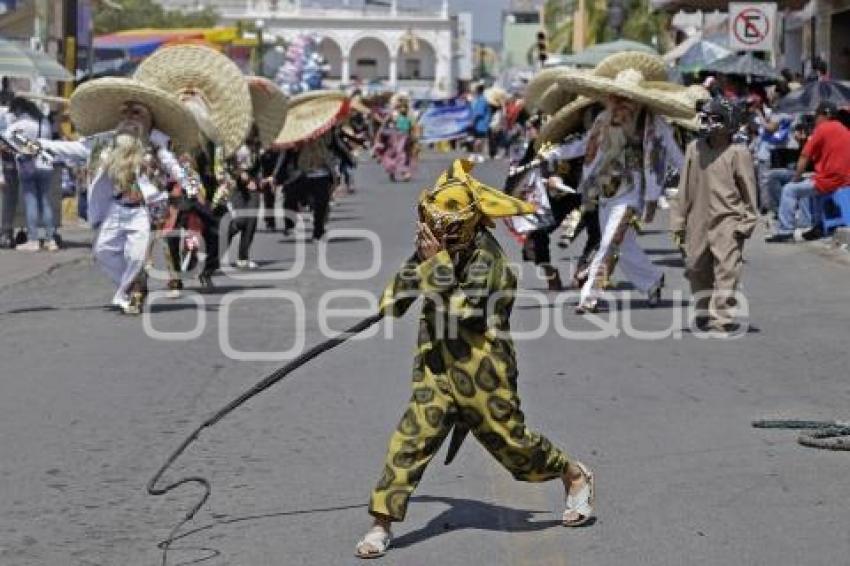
[
  {"x1": 765, "y1": 233, "x2": 793, "y2": 243},
  {"x1": 801, "y1": 226, "x2": 824, "y2": 241}
]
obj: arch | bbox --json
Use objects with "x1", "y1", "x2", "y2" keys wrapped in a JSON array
[
  {"x1": 397, "y1": 36, "x2": 437, "y2": 81},
  {"x1": 348, "y1": 36, "x2": 391, "y2": 81},
  {"x1": 318, "y1": 36, "x2": 343, "y2": 79}
]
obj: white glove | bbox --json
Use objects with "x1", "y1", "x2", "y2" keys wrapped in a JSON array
[{"x1": 149, "y1": 129, "x2": 170, "y2": 149}]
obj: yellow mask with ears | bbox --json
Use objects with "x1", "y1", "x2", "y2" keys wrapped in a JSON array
[{"x1": 418, "y1": 159, "x2": 536, "y2": 254}]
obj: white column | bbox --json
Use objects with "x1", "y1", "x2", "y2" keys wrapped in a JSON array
[
  {"x1": 341, "y1": 55, "x2": 351, "y2": 85},
  {"x1": 441, "y1": 0, "x2": 448, "y2": 18},
  {"x1": 435, "y1": 55, "x2": 450, "y2": 97},
  {"x1": 389, "y1": 56, "x2": 398, "y2": 87},
  {"x1": 391, "y1": 0, "x2": 398, "y2": 16}
]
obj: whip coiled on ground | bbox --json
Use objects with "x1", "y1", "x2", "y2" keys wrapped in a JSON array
[{"x1": 752, "y1": 419, "x2": 850, "y2": 451}]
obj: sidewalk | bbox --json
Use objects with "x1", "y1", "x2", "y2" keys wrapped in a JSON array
[{"x1": 0, "y1": 226, "x2": 92, "y2": 291}]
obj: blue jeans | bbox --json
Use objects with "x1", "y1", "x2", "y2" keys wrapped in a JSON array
[
  {"x1": 764, "y1": 168, "x2": 796, "y2": 213},
  {"x1": 776, "y1": 178, "x2": 816, "y2": 234},
  {"x1": 19, "y1": 166, "x2": 56, "y2": 240}
]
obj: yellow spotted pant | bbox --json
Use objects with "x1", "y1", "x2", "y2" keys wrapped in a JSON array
[{"x1": 369, "y1": 345, "x2": 571, "y2": 522}]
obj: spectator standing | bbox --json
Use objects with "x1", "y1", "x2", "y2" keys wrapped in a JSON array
[
  {"x1": 3, "y1": 97, "x2": 57, "y2": 251},
  {"x1": 469, "y1": 84, "x2": 491, "y2": 156}
]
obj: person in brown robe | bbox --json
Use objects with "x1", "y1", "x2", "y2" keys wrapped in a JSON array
[{"x1": 670, "y1": 98, "x2": 758, "y2": 334}]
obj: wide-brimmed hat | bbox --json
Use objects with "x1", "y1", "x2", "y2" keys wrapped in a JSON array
[
  {"x1": 69, "y1": 77, "x2": 200, "y2": 150},
  {"x1": 247, "y1": 76, "x2": 289, "y2": 147},
  {"x1": 273, "y1": 91, "x2": 349, "y2": 148},
  {"x1": 669, "y1": 85, "x2": 711, "y2": 131},
  {"x1": 556, "y1": 67, "x2": 693, "y2": 119},
  {"x1": 134, "y1": 45, "x2": 252, "y2": 156},
  {"x1": 538, "y1": 83, "x2": 577, "y2": 116},
  {"x1": 485, "y1": 86, "x2": 509, "y2": 107},
  {"x1": 525, "y1": 68, "x2": 572, "y2": 111},
  {"x1": 536, "y1": 96, "x2": 599, "y2": 148}
]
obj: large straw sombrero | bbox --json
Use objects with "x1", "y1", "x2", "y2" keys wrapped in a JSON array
[
  {"x1": 556, "y1": 69, "x2": 693, "y2": 119},
  {"x1": 273, "y1": 91, "x2": 349, "y2": 148},
  {"x1": 485, "y1": 86, "x2": 509, "y2": 107},
  {"x1": 555, "y1": 51, "x2": 692, "y2": 119},
  {"x1": 69, "y1": 77, "x2": 199, "y2": 150},
  {"x1": 247, "y1": 76, "x2": 289, "y2": 148},
  {"x1": 134, "y1": 45, "x2": 252, "y2": 156}
]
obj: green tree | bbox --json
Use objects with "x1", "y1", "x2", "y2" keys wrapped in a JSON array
[
  {"x1": 94, "y1": 0, "x2": 218, "y2": 34},
  {"x1": 544, "y1": 0, "x2": 671, "y2": 54}
]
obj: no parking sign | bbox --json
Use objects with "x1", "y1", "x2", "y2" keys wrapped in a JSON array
[{"x1": 729, "y1": 2, "x2": 777, "y2": 52}]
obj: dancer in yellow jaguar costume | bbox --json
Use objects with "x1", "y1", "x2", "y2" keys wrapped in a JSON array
[{"x1": 355, "y1": 159, "x2": 595, "y2": 559}]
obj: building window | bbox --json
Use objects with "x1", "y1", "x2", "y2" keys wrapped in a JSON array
[{"x1": 357, "y1": 58, "x2": 378, "y2": 67}]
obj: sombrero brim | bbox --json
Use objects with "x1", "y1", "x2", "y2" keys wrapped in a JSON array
[
  {"x1": 525, "y1": 68, "x2": 572, "y2": 110},
  {"x1": 134, "y1": 45, "x2": 252, "y2": 156},
  {"x1": 669, "y1": 85, "x2": 711, "y2": 132},
  {"x1": 538, "y1": 84, "x2": 576, "y2": 116},
  {"x1": 536, "y1": 96, "x2": 597, "y2": 149},
  {"x1": 273, "y1": 91, "x2": 349, "y2": 148},
  {"x1": 248, "y1": 77, "x2": 289, "y2": 148},
  {"x1": 69, "y1": 77, "x2": 199, "y2": 151},
  {"x1": 556, "y1": 73, "x2": 694, "y2": 119}
]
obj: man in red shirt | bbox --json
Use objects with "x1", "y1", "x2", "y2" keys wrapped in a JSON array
[{"x1": 766, "y1": 101, "x2": 850, "y2": 242}]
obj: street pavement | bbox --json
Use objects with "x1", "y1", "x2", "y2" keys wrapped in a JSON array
[{"x1": 1, "y1": 152, "x2": 850, "y2": 566}]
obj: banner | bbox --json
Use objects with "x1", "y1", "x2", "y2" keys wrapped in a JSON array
[{"x1": 417, "y1": 99, "x2": 473, "y2": 144}]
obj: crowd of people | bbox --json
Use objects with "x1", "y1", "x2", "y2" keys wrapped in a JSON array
[{"x1": 4, "y1": 39, "x2": 850, "y2": 562}]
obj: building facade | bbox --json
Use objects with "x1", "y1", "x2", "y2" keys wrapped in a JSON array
[{"x1": 161, "y1": 0, "x2": 456, "y2": 97}]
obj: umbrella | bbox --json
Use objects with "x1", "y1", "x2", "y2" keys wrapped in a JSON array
[
  {"x1": 0, "y1": 38, "x2": 74, "y2": 81},
  {"x1": 675, "y1": 40, "x2": 731, "y2": 74},
  {"x1": 775, "y1": 80, "x2": 850, "y2": 113},
  {"x1": 702, "y1": 52, "x2": 781, "y2": 83},
  {"x1": 545, "y1": 39, "x2": 656, "y2": 69}
]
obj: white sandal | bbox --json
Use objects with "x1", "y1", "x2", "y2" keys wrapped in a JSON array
[
  {"x1": 563, "y1": 461, "x2": 595, "y2": 527},
  {"x1": 355, "y1": 526, "x2": 392, "y2": 559}
]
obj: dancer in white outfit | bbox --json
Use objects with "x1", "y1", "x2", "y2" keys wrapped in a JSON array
[
  {"x1": 553, "y1": 52, "x2": 692, "y2": 313},
  {"x1": 37, "y1": 78, "x2": 200, "y2": 313}
]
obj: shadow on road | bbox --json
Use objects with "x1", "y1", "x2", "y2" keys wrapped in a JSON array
[{"x1": 391, "y1": 495, "x2": 562, "y2": 549}]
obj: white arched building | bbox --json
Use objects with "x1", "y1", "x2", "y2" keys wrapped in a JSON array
[{"x1": 186, "y1": 0, "x2": 455, "y2": 97}]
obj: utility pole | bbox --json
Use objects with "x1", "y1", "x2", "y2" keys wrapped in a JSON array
[{"x1": 63, "y1": 0, "x2": 78, "y2": 97}]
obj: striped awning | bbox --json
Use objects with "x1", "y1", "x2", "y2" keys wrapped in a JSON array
[
  {"x1": 652, "y1": 0, "x2": 808, "y2": 11},
  {"x1": 0, "y1": 37, "x2": 73, "y2": 81}
]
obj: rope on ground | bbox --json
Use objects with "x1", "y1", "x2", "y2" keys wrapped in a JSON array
[
  {"x1": 147, "y1": 312, "x2": 384, "y2": 566},
  {"x1": 752, "y1": 420, "x2": 850, "y2": 451}
]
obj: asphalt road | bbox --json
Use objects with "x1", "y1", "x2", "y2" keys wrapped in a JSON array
[{"x1": 2, "y1": 152, "x2": 850, "y2": 566}]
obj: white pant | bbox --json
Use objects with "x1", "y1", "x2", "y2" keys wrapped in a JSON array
[
  {"x1": 580, "y1": 199, "x2": 662, "y2": 305},
  {"x1": 94, "y1": 202, "x2": 150, "y2": 305}
]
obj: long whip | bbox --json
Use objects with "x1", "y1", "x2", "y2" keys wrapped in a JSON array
[{"x1": 146, "y1": 312, "x2": 384, "y2": 565}]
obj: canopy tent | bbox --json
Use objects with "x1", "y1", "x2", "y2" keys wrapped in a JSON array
[
  {"x1": 775, "y1": 80, "x2": 850, "y2": 113},
  {"x1": 545, "y1": 39, "x2": 657, "y2": 69},
  {"x1": 702, "y1": 52, "x2": 781, "y2": 83}
]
